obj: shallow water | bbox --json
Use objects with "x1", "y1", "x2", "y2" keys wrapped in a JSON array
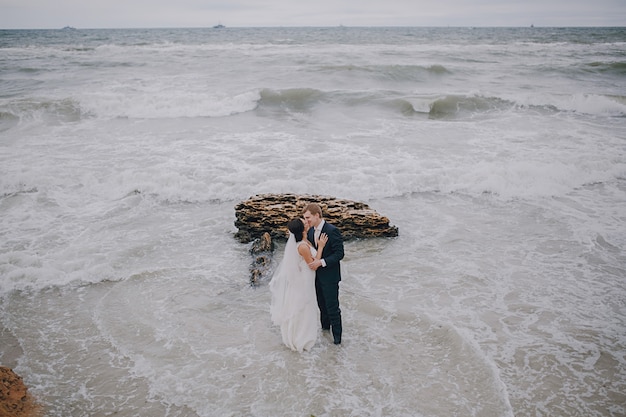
[{"x1": 1, "y1": 26, "x2": 625, "y2": 416}]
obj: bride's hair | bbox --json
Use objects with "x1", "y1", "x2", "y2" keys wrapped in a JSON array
[{"x1": 287, "y1": 218, "x2": 305, "y2": 242}]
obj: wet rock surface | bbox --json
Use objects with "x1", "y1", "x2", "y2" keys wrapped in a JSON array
[
  {"x1": 0, "y1": 366, "x2": 41, "y2": 417},
  {"x1": 234, "y1": 194, "x2": 398, "y2": 284},
  {"x1": 234, "y1": 193, "x2": 398, "y2": 243}
]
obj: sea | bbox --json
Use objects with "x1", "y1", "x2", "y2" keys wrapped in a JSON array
[{"x1": 1, "y1": 26, "x2": 625, "y2": 417}]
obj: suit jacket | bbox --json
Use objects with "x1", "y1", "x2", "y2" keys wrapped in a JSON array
[{"x1": 308, "y1": 221, "x2": 344, "y2": 283}]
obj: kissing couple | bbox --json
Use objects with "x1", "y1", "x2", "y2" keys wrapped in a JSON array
[{"x1": 269, "y1": 203, "x2": 345, "y2": 352}]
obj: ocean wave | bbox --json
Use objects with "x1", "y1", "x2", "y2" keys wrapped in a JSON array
[
  {"x1": 428, "y1": 95, "x2": 518, "y2": 119},
  {"x1": 255, "y1": 88, "x2": 626, "y2": 119},
  {"x1": 0, "y1": 111, "x2": 19, "y2": 132},
  {"x1": 258, "y1": 88, "x2": 324, "y2": 112},
  {"x1": 0, "y1": 98, "x2": 91, "y2": 128},
  {"x1": 356, "y1": 159, "x2": 626, "y2": 203},
  {"x1": 4, "y1": 88, "x2": 623, "y2": 127},
  {"x1": 319, "y1": 63, "x2": 451, "y2": 81},
  {"x1": 257, "y1": 87, "x2": 392, "y2": 116},
  {"x1": 77, "y1": 89, "x2": 261, "y2": 119},
  {"x1": 256, "y1": 89, "x2": 508, "y2": 119},
  {"x1": 0, "y1": 185, "x2": 38, "y2": 200},
  {"x1": 17, "y1": 67, "x2": 44, "y2": 74},
  {"x1": 585, "y1": 61, "x2": 626, "y2": 75},
  {"x1": 540, "y1": 93, "x2": 626, "y2": 117},
  {"x1": 428, "y1": 93, "x2": 626, "y2": 119}
]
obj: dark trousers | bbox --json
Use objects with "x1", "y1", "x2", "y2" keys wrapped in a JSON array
[{"x1": 315, "y1": 277, "x2": 342, "y2": 341}]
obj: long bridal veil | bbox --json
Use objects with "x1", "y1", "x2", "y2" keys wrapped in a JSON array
[{"x1": 269, "y1": 233, "x2": 309, "y2": 326}]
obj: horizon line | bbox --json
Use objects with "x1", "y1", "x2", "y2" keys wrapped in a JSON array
[{"x1": 2, "y1": 24, "x2": 625, "y2": 30}]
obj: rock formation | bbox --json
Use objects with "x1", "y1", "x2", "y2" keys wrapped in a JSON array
[
  {"x1": 248, "y1": 232, "x2": 274, "y2": 285},
  {"x1": 0, "y1": 367, "x2": 42, "y2": 417},
  {"x1": 234, "y1": 193, "x2": 398, "y2": 284},
  {"x1": 234, "y1": 193, "x2": 398, "y2": 243}
]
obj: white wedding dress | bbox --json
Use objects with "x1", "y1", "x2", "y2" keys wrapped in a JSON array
[{"x1": 269, "y1": 235, "x2": 319, "y2": 352}]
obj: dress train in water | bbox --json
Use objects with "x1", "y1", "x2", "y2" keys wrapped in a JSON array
[{"x1": 269, "y1": 236, "x2": 319, "y2": 352}]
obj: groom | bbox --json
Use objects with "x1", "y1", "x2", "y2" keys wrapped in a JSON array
[{"x1": 303, "y1": 203, "x2": 345, "y2": 345}]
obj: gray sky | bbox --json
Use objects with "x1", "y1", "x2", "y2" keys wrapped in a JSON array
[{"x1": 1, "y1": 0, "x2": 624, "y2": 29}]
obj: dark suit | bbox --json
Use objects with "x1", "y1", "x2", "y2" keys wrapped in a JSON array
[{"x1": 308, "y1": 220, "x2": 344, "y2": 344}]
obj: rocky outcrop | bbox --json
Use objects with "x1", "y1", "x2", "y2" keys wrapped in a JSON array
[
  {"x1": 235, "y1": 193, "x2": 398, "y2": 284},
  {"x1": 234, "y1": 193, "x2": 398, "y2": 243},
  {"x1": 0, "y1": 367, "x2": 41, "y2": 417},
  {"x1": 249, "y1": 232, "x2": 274, "y2": 285}
]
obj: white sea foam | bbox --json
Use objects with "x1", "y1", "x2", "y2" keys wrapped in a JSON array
[
  {"x1": 513, "y1": 92, "x2": 626, "y2": 117},
  {"x1": 1, "y1": 27, "x2": 625, "y2": 417},
  {"x1": 559, "y1": 93, "x2": 626, "y2": 116},
  {"x1": 76, "y1": 89, "x2": 261, "y2": 119}
]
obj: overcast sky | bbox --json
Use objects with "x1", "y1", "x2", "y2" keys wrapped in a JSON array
[{"x1": 1, "y1": 0, "x2": 624, "y2": 29}]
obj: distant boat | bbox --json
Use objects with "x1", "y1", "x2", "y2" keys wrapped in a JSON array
[
  {"x1": 213, "y1": 24, "x2": 225, "y2": 29},
  {"x1": 62, "y1": 26, "x2": 76, "y2": 30}
]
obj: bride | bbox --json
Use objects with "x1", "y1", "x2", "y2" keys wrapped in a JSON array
[{"x1": 269, "y1": 217, "x2": 328, "y2": 352}]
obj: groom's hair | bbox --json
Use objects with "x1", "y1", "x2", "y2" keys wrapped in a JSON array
[
  {"x1": 302, "y1": 203, "x2": 322, "y2": 217},
  {"x1": 287, "y1": 218, "x2": 305, "y2": 242}
]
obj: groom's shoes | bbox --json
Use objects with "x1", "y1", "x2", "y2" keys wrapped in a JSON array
[
  {"x1": 323, "y1": 325, "x2": 340, "y2": 344},
  {"x1": 332, "y1": 325, "x2": 342, "y2": 345}
]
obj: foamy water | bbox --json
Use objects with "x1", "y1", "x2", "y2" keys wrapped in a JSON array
[{"x1": 1, "y1": 27, "x2": 625, "y2": 416}]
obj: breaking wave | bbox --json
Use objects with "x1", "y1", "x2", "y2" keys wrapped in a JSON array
[
  {"x1": 584, "y1": 61, "x2": 626, "y2": 75},
  {"x1": 256, "y1": 89, "x2": 626, "y2": 119},
  {"x1": 319, "y1": 63, "x2": 451, "y2": 81},
  {"x1": 0, "y1": 98, "x2": 90, "y2": 129},
  {"x1": 2, "y1": 89, "x2": 623, "y2": 130}
]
